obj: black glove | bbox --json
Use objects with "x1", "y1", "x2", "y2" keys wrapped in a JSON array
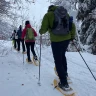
[{"x1": 70, "y1": 38, "x2": 74, "y2": 41}]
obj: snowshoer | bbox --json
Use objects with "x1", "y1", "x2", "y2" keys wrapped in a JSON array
[
  {"x1": 39, "y1": 5, "x2": 76, "y2": 91},
  {"x1": 22, "y1": 20, "x2": 38, "y2": 62},
  {"x1": 10, "y1": 30, "x2": 18, "y2": 49},
  {"x1": 17, "y1": 25, "x2": 26, "y2": 53}
]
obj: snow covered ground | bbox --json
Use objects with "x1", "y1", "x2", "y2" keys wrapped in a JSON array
[
  {"x1": 1, "y1": 0, "x2": 96, "y2": 96},
  {"x1": 0, "y1": 41, "x2": 96, "y2": 96}
]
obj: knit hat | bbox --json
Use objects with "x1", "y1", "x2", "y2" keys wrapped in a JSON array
[{"x1": 25, "y1": 20, "x2": 30, "y2": 25}]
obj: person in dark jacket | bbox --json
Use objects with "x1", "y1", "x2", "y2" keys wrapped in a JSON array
[
  {"x1": 17, "y1": 25, "x2": 26, "y2": 53},
  {"x1": 39, "y1": 5, "x2": 76, "y2": 91},
  {"x1": 22, "y1": 20, "x2": 38, "y2": 62}
]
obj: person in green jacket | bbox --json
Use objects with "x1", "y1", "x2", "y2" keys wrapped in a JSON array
[{"x1": 39, "y1": 5, "x2": 76, "y2": 91}]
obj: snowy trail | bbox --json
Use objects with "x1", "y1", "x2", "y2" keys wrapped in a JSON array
[
  {"x1": 0, "y1": 43, "x2": 61, "y2": 96},
  {"x1": 0, "y1": 41, "x2": 96, "y2": 96}
]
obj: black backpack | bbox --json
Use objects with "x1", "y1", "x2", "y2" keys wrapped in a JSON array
[{"x1": 51, "y1": 6, "x2": 72, "y2": 35}]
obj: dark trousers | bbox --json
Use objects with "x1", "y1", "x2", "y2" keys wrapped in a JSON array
[
  {"x1": 25, "y1": 42, "x2": 36, "y2": 60},
  {"x1": 14, "y1": 39, "x2": 17, "y2": 49},
  {"x1": 51, "y1": 40, "x2": 70, "y2": 85},
  {"x1": 17, "y1": 39, "x2": 25, "y2": 52}
]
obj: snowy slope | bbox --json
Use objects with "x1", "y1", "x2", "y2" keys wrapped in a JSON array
[{"x1": 0, "y1": 41, "x2": 96, "y2": 96}]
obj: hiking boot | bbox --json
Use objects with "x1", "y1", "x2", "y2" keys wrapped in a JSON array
[
  {"x1": 22, "y1": 51, "x2": 27, "y2": 54},
  {"x1": 28, "y1": 59, "x2": 32, "y2": 62},
  {"x1": 16, "y1": 49, "x2": 20, "y2": 52},
  {"x1": 58, "y1": 82, "x2": 71, "y2": 91},
  {"x1": 33, "y1": 56, "x2": 38, "y2": 60},
  {"x1": 26, "y1": 58, "x2": 32, "y2": 62}
]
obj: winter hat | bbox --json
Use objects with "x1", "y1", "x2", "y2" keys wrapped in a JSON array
[
  {"x1": 14, "y1": 30, "x2": 16, "y2": 33},
  {"x1": 25, "y1": 20, "x2": 30, "y2": 25},
  {"x1": 48, "y1": 5, "x2": 57, "y2": 12},
  {"x1": 19, "y1": 25, "x2": 22, "y2": 30},
  {"x1": 48, "y1": 5, "x2": 54, "y2": 10}
]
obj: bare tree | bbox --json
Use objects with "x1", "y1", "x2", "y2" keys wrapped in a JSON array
[{"x1": 0, "y1": 0, "x2": 10, "y2": 16}]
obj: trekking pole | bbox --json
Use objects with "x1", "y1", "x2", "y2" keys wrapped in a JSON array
[
  {"x1": 72, "y1": 41, "x2": 96, "y2": 81},
  {"x1": 23, "y1": 52, "x2": 24, "y2": 64},
  {"x1": 38, "y1": 35, "x2": 42, "y2": 86}
]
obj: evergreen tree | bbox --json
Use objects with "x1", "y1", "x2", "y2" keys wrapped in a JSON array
[{"x1": 77, "y1": 0, "x2": 96, "y2": 54}]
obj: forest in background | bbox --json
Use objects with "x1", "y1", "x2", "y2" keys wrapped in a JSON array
[{"x1": 0, "y1": 0, "x2": 96, "y2": 54}]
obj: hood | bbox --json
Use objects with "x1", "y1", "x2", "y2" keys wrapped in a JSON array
[
  {"x1": 18, "y1": 25, "x2": 22, "y2": 32},
  {"x1": 25, "y1": 24, "x2": 32, "y2": 28},
  {"x1": 55, "y1": 6, "x2": 67, "y2": 18},
  {"x1": 19, "y1": 25, "x2": 22, "y2": 30},
  {"x1": 48, "y1": 5, "x2": 58, "y2": 12}
]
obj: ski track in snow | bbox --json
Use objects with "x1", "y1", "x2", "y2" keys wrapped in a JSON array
[{"x1": 0, "y1": 42, "x2": 96, "y2": 96}]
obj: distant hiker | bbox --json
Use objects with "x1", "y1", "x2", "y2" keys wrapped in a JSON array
[
  {"x1": 39, "y1": 5, "x2": 76, "y2": 91},
  {"x1": 17, "y1": 25, "x2": 26, "y2": 53},
  {"x1": 10, "y1": 30, "x2": 18, "y2": 49},
  {"x1": 22, "y1": 20, "x2": 38, "y2": 62}
]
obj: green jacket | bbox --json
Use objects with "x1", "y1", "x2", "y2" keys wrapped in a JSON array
[{"x1": 39, "y1": 6, "x2": 76, "y2": 42}]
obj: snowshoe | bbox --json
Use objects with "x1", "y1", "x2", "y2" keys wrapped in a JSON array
[
  {"x1": 32, "y1": 56, "x2": 39, "y2": 66},
  {"x1": 53, "y1": 79, "x2": 75, "y2": 96}
]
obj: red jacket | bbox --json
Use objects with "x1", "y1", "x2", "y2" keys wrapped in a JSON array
[{"x1": 22, "y1": 24, "x2": 37, "y2": 42}]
